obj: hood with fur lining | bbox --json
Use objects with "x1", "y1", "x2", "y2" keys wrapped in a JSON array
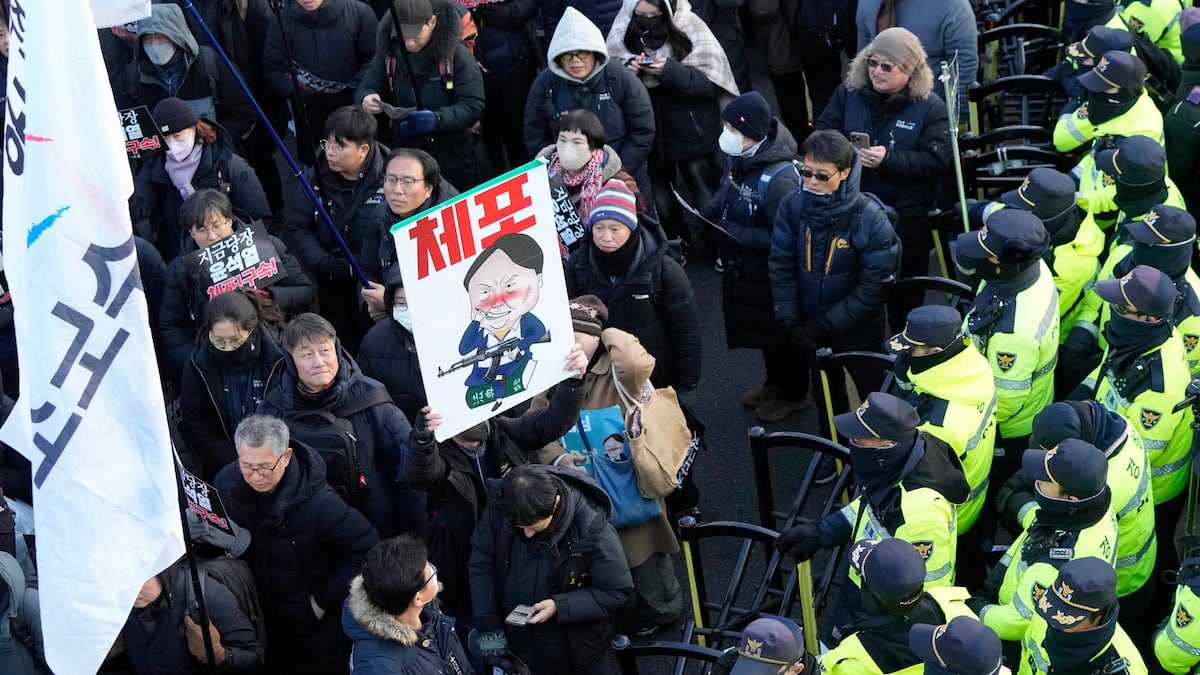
[{"x1": 346, "y1": 575, "x2": 419, "y2": 645}]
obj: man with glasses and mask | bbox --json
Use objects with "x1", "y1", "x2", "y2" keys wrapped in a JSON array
[
  {"x1": 775, "y1": 392, "x2": 969, "y2": 632},
  {"x1": 285, "y1": 105, "x2": 390, "y2": 353},
  {"x1": 215, "y1": 415, "x2": 379, "y2": 675},
  {"x1": 343, "y1": 535, "x2": 474, "y2": 674},
  {"x1": 768, "y1": 130, "x2": 901, "y2": 440},
  {"x1": 161, "y1": 188, "x2": 314, "y2": 374}
]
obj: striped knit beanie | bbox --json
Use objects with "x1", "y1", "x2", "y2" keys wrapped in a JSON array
[{"x1": 586, "y1": 179, "x2": 638, "y2": 231}]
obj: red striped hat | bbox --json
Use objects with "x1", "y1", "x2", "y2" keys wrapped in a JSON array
[{"x1": 586, "y1": 180, "x2": 638, "y2": 231}]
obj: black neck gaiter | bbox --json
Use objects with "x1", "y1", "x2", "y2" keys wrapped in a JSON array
[{"x1": 1114, "y1": 177, "x2": 1167, "y2": 220}]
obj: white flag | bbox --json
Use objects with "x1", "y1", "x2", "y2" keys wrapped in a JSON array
[
  {"x1": 90, "y1": 0, "x2": 151, "y2": 28},
  {"x1": 0, "y1": 1, "x2": 185, "y2": 673}
]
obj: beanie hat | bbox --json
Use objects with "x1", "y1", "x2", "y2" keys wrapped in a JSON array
[
  {"x1": 153, "y1": 97, "x2": 199, "y2": 136},
  {"x1": 586, "y1": 180, "x2": 638, "y2": 232},
  {"x1": 569, "y1": 295, "x2": 608, "y2": 337},
  {"x1": 869, "y1": 27, "x2": 926, "y2": 72},
  {"x1": 722, "y1": 92, "x2": 772, "y2": 142}
]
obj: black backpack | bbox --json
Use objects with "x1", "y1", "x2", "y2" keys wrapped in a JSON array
[
  {"x1": 273, "y1": 386, "x2": 393, "y2": 511},
  {"x1": 182, "y1": 557, "x2": 267, "y2": 649}
]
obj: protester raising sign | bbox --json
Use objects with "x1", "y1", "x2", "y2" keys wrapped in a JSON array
[
  {"x1": 119, "y1": 105, "x2": 165, "y2": 160},
  {"x1": 183, "y1": 224, "x2": 288, "y2": 298},
  {"x1": 392, "y1": 160, "x2": 575, "y2": 441}
]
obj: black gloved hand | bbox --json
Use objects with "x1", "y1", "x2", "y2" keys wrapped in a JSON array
[
  {"x1": 966, "y1": 596, "x2": 991, "y2": 617},
  {"x1": 413, "y1": 406, "x2": 434, "y2": 444},
  {"x1": 803, "y1": 318, "x2": 831, "y2": 349},
  {"x1": 995, "y1": 480, "x2": 1036, "y2": 535},
  {"x1": 710, "y1": 648, "x2": 739, "y2": 675},
  {"x1": 316, "y1": 256, "x2": 354, "y2": 282},
  {"x1": 785, "y1": 323, "x2": 813, "y2": 350},
  {"x1": 774, "y1": 520, "x2": 823, "y2": 562}
]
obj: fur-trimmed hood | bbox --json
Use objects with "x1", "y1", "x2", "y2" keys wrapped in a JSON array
[
  {"x1": 384, "y1": 0, "x2": 464, "y2": 62},
  {"x1": 345, "y1": 575, "x2": 419, "y2": 645},
  {"x1": 845, "y1": 43, "x2": 935, "y2": 99}
]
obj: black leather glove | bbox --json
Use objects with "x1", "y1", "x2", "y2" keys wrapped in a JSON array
[
  {"x1": 413, "y1": 406, "x2": 434, "y2": 444},
  {"x1": 803, "y1": 318, "x2": 831, "y2": 349},
  {"x1": 775, "y1": 520, "x2": 824, "y2": 562},
  {"x1": 966, "y1": 596, "x2": 992, "y2": 617},
  {"x1": 316, "y1": 256, "x2": 354, "y2": 282},
  {"x1": 995, "y1": 479, "x2": 1035, "y2": 535}
]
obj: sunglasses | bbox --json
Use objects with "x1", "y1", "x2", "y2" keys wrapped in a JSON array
[
  {"x1": 867, "y1": 57, "x2": 901, "y2": 73},
  {"x1": 798, "y1": 167, "x2": 838, "y2": 182}
]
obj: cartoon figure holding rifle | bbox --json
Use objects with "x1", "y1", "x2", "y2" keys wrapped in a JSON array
[{"x1": 442, "y1": 233, "x2": 549, "y2": 410}]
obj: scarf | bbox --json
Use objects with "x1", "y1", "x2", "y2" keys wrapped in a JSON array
[
  {"x1": 1086, "y1": 88, "x2": 1139, "y2": 124},
  {"x1": 1023, "y1": 487, "x2": 1112, "y2": 562},
  {"x1": 549, "y1": 148, "x2": 606, "y2": 222},
  {"x1": 605, "y1": 0, "x2": 739, "y2": 100},
  {"x1": 594, "y1": 231, "x2": 641, "y2": 277},
  {"x1": 1043, "y1": 609, "x2": 1120, "y2": 672},
  {"x1": 1044, "y1": 207, "x2": 1083, "y2": 248},
  {"x1": 904, "y1": 338, "x2": 968, "y2": 376},
  {"x1": 1124, "y1": 241, "x2": 1194, "y2": 279},
  {"x1": 1113, "y1": 177, "x2": 1167, "y2": 220},
  {"x1": 852, "y1": 435, "x2": 922, "y2": 508},
  {"x1": 1103, "y1": 313, "x2": 1174, "y2": 363},
  {"x1": 166, "y1": 141, "x2": 204, "y2": 200}
]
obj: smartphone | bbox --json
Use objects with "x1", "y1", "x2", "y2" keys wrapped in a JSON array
[
  {"x1": 849, "y1": 132, "x2": 871, "y2": 149},
  {"x1": 505, "y1": 604, "x2": 536, "y2": 626},
  {"x1": 639, "y1": 59, "x2": 657, "y2": 66}
]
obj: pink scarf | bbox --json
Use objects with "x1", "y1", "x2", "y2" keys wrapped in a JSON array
[{"x1": 549, "y1": 148, "x2": 606, "y2": 221}]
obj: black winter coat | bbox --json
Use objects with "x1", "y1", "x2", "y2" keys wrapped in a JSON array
[
  {"x1": 214, "y1": 443, "x2": 379, "y2": 675},
  {"x1": 816, "y1": 84, "x2": 951, "y2": 230},
  {"x1": 401, "y1": 378, "x2": 587, "y2": 618},
  {"x1": 470, "y1": 0, "x2": 541, "y2": 81},
  {"x1": 263, "y1": 0, "x2": 378, "y2": 99},
  {"x1": 359, "y1": 177, "x2": 459, "y2": 284},
  {"x1": 768, "y1": 153, "x2": 901, "y2": 340},
  {"x1": 542, "y1": 0, "x2": 625, "y2": 39},
  {"x1": 565, "y1": 228, "x2": 701, "y2": 390},
  {"x1": 524, "y1": 62, "x2": 656, "y2": 178},
  {"x1": 122, "y1": 564, "x2": 265, "y2": 675},
  {"x1": 129, "y1": 123, "x2": 272, "y2": 260},
  {"x1": 468, "y1": 467, "x2": 633, "y2": 672},
  {"x1": 702, "y1": 119, "x2": 800, "y2": 349},
  {"x1": 644, "y1": 57, "x2": 723, "y2": 165},
  {"x1": 286, "y1": 142, "x2": 389, "y2": 277},
  {"x1": 356, "y1": 313, "x2": 427, "y2": 422},
  {"x1": 258, "y1": 343, "x2": 423, "y2": 537},
  {"x1": 179, "y1": 331, "x2": 287, "y2": 480},
  {"x1": 341, "y1": 577, "x2": 474, "y2": 674},
  {"x1": 159, "y1": 224, "x2": 314, "y2": 371},
  {"x1": 1167, "y1": 59, "x2": 1200, "y2": 212}
]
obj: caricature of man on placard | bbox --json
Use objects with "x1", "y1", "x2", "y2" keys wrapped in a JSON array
[{"x1": 453, "y1": 232, "x2": 548, "y2": 409}]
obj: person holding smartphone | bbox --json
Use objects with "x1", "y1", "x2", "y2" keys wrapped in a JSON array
[{"x1": 815, "y1": 27, "x2": 951, "y2": 326}]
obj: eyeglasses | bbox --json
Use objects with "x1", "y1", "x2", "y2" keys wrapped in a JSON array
[
  {"x1": 384, "y1": 174, "x2": 425, "y2": 188},
  {"x1": 561, "y1": 50, "x2": 591, "y2": 63},
  {"x1": 191, "y1": 220, "x2": 230, "y2": 237},
  {"x1": 238, "y1": 453, "x2": 285, "y2": 477},
  {"x1": 867, "y1": 57, "x2": 901, "y2": 73},
  {"x1": 209, "y1": 330, "x2": 250, "y2": 351},
  {"x1": 798, "y1": 166, "x2": 837, "y2": 182},
  {"x1": 319, "y1": 139, "x2": 352, "y2": 156},
  {"x1": 422, "y1": 563, "x2": 438, "y2": 590}
]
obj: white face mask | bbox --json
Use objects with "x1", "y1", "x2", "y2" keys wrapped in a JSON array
[
  {"x1": 143, "y1": 42, "x2": 178, "y2": 67},
  {"x1": 557, "y1": 144, "x2": 593, "y2": 172},
  {"x1": 718, "y1": 128, "x2": 748, "y2": 156},
  {"x1": 166, "y1": 133, "x2": 196, "y2": 162},
  {"x1": 393, "y1": 306, "x2": 413, "y2": 332}
]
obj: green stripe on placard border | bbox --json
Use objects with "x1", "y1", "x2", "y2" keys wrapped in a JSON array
[{"x1": 389, "y1": 158, "x2": 548, "y2": 234}]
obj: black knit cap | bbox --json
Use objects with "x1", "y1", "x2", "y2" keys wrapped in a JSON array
[
  {"x1": 721, "y1": 92, "x2": 772, "y2": 142},
  {"x1": 152, "y1": 97, "x2": 198, "y2": 136}
]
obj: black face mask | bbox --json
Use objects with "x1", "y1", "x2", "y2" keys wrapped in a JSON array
[
  {"x1": 1042, "y1": 207, "x2": 1082, "y2": 248},
  {"x1": 1113, "y1": 178, "x2": 1167, "y2": 220},
  {"x1": 906, "y1": 339, "x2": 968, "y2": 375},
  {"x1": 1043, "y1": 609, "x2": 1119, "y2": 671},
  {"x1": 1103, "y1": 312, "x2": 1174, "y2": 357},
  {"x1": 210, "y1": 331, "x2": 258, "y2": 367},
  {"x1": 1130, "y1": 241, "x2": 1194, "y2": 279},
  {"x1": 633, "y1": 14, "x2": 669, "y2": 50},
  {"x1": 1086, "y1": 87, "x2": 1139, "y2": 124}
]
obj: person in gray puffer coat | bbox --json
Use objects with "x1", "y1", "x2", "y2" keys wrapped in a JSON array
[{"x1": 0, "y1": 551, "x2": 44, "y2": 675}]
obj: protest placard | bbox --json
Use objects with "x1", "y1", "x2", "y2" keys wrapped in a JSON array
[
  {"x1": 548, "y1": 172, "x2": 587, "y2": 253},
  {"x1": 183, "y1": 225, "x2": 288, "y2": 299},
  {"x1": 179, "y1": 465, "x2": 235, "y2": 538},
  {"x1": 392, "y1": 160, "x2": 575, "y2": 441},
  {"x1": 119, "y1": 105, "x2": 165, "y2": 160}
]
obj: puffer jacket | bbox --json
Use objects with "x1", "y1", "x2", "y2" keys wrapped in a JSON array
[
  {"x1": 565, "y1": 226, "x2": 702, "y2": 390},
  {"x1": 286, "y1": 141, "x2": 390, "y2": 276},
  {"x1": 704, "y1": 118, "x2": 800, "y2": 349},
  {"x1": 179, "y1": 330, "x2": 288, "y2": 480},
  {"x1": 468, "y1": 467, "x2": 633, "y2": 672},
  {"x1": 214, "y1": 442, "x2": 379, "y2": 674},
  {"x1": 1166, "y1": 34, "x2": 1200, "y2": 211},
  {"x1": 470, "y1": 0, "x2": 541, "y2": 81},
  {"x1": 401, "y1": 378, "x2": 586, "y2": 619},
  {"x1": 768, "y1": 152, "x2": 902, "y2": 338},
  {"x1": 129, "y1": 121, "x2": 272, "y2": 261},
  {"x1": 342, "y1": 577, "x2": 474, "y2": 674},
  {"x1": 259, "y1": 342, "x2": 421, "y2": 537},
  {"x1": 524, "y1": 8, "x2": 655, "y2": 178},
  {"x1": 0, "y1": 552, "x2": 43, "y2": 675},
  {"x1": 263, "y1": 0, "x2": 378, "y2": 98},
  {"x1": 118, "y1": 3, "x2": 255, "y2": 141},
  {"x1": 542, "y1": 0, "x2": 625, "y2": 40},
  {"x1": 359, "y1": 176, "x2": 460, "y2": 284},
  {"x1": 356, "y1": 286, "x2": 427, "y2": 422},
  {"x1": 816, "y1": 51, "x2": 952, "y2": 228},
  {"x1": 159, "y1": 221, "x2": 315, "y2": 371}
]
